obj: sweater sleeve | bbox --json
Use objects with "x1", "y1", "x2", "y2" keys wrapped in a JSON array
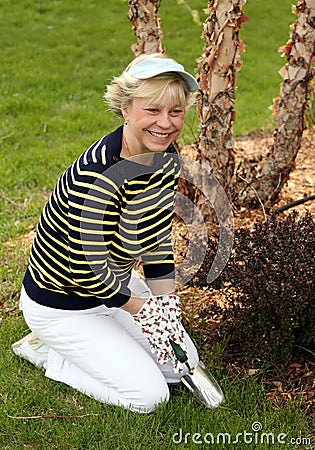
[
  {"x1": 67, "y1": 160, "x2": 131, "y2": 307},
  {"x1": 141, "y1": 153, "x2": 178, "y2": 281},
  {"x1": 141, "y1": 229, "x2": 175, "y2": 280}
]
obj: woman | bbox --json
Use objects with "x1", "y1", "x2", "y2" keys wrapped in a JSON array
[{"x1": 12, "y1": 53, "x2": 199, "y2": 413}]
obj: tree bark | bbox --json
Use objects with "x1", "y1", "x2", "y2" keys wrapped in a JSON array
[
  {"x1": 195, "y1": 0, "x2": 247, "y2": 195},
  {"x1": 128, "y1": 0, "x2": 164, "y2": 55},
  {"x1": 235, "y1": 0, "x2": 315, "y2": 208}
]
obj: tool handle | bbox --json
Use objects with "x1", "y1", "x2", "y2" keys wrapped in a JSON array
[{"x1": 169, "y1": 339, "x2": 188, "y2": 364}]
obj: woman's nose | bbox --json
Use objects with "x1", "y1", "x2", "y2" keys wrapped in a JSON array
[{"x1": 156, "y1": 112, "x2": 172, "y2": 128}]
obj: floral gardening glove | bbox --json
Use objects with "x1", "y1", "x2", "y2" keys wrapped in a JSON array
[
  {"x1": 156, "y1": 294, "x2": 185, "y2": 336},
  {"x1": 155, "y1": 294, "x2": 186, "y2": 343},
  {"x1": 133, "y1": 296, "x2": 185, "y2": 373},
  {"x1": 156, "y1": 294, "x2": 187, "y2": 373}
]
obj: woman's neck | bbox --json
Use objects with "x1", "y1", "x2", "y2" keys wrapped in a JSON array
[{"x1": 121, "y1": 129, "x2": 155, "y2": 166}]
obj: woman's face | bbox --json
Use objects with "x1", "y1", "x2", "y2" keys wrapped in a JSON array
[{"x1": 122, "y1": 97, "x2": 185, "y2": 155}]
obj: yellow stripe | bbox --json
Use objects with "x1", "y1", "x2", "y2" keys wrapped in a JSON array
[
  {"x1": 36, "y1": 227, "x2": 68, "y2": 253},
  {"x1": 69, "y1": 237, "x2": 112, "y2": 246},
  {"x1": 28, "y1": 266, "x2": 72, "y2": 293},
  {"x1": 69, "y1": 215, "x2": 116, "y2": 226},
  {"x1": 53, "y1": 184, "x2": 68, "y2": 211},
  {"x1": 68, "y1": 200, "x2": 118, "y2": 214},
  {"x1": 119, "y1": 205, "x2": 173, "y2": 227},
  {"x1": 68, "y1": 223, "x2": 115, "y2": 235},
  {"x1": 109, "y1": 244, "x2": 143, "y2": 259},
  {"x1": 91, "y1": 145, "x2": 98, "y2": 163},
  {"x1": 120, "y1": 200, "x2": 174, "y2": 222},
  {"x1": 45, "y1": 200, "x2": 68, "y2": 227},
  {"x1": 101, "y1": 144, "x2": 107, "y2": 165},
  {"x1": 68, "y1": 213, "x2": 118, "y2": 226},
  {"x1": 30, "y1": 248, "x2": 72, "y2": 286},
  {"x1": 118, "y1": 215, "x2": 172, "y2": 242},
  {"x1": 121, "y1": 185, "x2": 174, "y2": 207},
  {"x1": 74, "y1": 159, "x2": 120, "y2": 192},
  {"x1": 124, "y1": 173, "x2": 175, "y2": 196}
]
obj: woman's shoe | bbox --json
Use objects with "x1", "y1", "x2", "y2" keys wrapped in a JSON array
[{"x1": 12, "y1": 332, "x2": 48, "y2": 370}]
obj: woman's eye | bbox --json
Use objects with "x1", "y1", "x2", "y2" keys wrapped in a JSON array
[
  {"x1": 145, "y1": 108, "x2": 159, "y2": 113},
  {"x1": 171, "y1": 109, "x2": 184, "y2": 115}
]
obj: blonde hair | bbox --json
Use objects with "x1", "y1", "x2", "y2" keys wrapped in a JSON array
[{"x1": 104, "y1": 53, "x2": 195, "y2": 119}]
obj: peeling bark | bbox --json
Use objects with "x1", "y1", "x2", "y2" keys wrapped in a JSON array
[
  {"x1": 195, "y1": 0, "x2": 247, "y2": 195},
  {"x1": 235, "y1": 0, "x2": 315, "y2": 208},
  {"x1": 128, "y1": 0, "x2": 164, "y2": 55}
]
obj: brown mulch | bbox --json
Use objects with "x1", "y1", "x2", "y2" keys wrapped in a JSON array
[
  {"x1": 234, "y1": 127, "x2": 315, "y2": 225},
  {"x1": 175, "y1": 127, "x2": 315, "y2": 417},
  {"x1": 264, "y1": 359, "x2": 315, "y2": 413}
]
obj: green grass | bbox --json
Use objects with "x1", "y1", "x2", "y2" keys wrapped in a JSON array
[
  {"x1": 235, "y1": 0, "x2": 294, "y2": 135},
  {"x1": 1, "y1": 1, "x2": 312, "y2": 449},
  {"x1": 1, "y1": 316, "x2": 313, "y2": 449},
  {"x1": 0, "y1": 0, "x2": 294, "y2": 236}
]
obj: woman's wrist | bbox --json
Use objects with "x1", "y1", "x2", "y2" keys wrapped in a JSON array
[
  {"x1": 120, "y1": 295, "x2": 146, "y2": 315},
  {"x1": 146, "y1": 278, "x2": 175, "y2": 296}
]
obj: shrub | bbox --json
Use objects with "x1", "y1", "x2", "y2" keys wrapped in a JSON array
[{"x1": 190, "y1": 211, "x2": 315, "y2": 365}]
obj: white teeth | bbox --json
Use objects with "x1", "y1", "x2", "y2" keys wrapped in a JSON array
[{"x1": 149, "y1": 131, "x2": 170, "y2": 138}]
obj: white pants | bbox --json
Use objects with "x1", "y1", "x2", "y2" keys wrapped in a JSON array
[{"x1": 19, "y1": 287, "x2": 199, "y2": 413}]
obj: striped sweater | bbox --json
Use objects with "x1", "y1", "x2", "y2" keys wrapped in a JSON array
[{"x1": 23, "y1": 126, "x2": 180, "y2": 309}]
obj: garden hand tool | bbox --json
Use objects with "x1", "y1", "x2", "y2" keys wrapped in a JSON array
[{"x1": 170, "y1": 340, "x2": 225, "y2": 408}]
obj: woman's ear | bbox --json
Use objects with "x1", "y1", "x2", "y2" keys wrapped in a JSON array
[{"x1": 121, "y1": 103, "x2": 130, "y2": 122}]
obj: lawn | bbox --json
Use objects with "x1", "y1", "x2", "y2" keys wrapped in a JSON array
[{"x1": 1, "y1": 1, "x2": 313, "y2": 449}]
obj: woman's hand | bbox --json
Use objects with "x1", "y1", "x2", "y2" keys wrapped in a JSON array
[
  {"x1": 156, "y1": 294, "x2": 182, "y2": 324},
  {"x1": 132, "y1": 296, "x2": 186, "y2": 372},
  {"x1": 121, "y1": 270, "x2": 151, "y2": 314}
]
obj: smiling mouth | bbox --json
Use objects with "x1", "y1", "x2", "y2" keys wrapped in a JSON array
[{"x1": 148, "y1": 130, "x2": 172, "y2": 139}]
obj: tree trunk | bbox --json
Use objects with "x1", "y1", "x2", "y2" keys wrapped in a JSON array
[
  {"x1": 195, "y1": 0, "x2": 247, "y2": 196},
  {"x1": 235, "y1": 0, "x2": 315, "y2": 208},
  {"x1": 128, "y1": 0, "x2": 164, "y2": 55}
]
